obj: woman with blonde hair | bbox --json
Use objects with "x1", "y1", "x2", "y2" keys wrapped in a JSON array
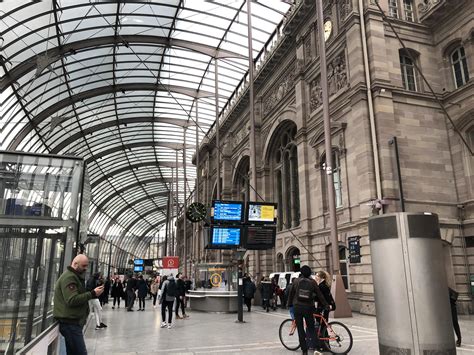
[{"x1": 315, "y1": 270, "x2": 336, "y2": 319}]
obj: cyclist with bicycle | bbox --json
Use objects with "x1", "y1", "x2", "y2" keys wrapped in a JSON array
[{"x1": 288, "y1": 265, "x2": 329, "y2": 355}]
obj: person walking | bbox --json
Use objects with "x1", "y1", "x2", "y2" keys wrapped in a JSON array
[
  {"x1": 175, "y1": 273, "x2": 187, "y2": 319},
  {"x1": 86, "y1": 273, "x2": 107, "y2": 330},
  {"x1": 160, "y1": 274, "x2": 177, "y2": 329},
  {"x1": 111, "y1": 277, "x2": 124, "y2": 309},
  {"x1": 449, "y1": 287, "x2": 462, "y2": 347},
  {"x1": 126, "y1": 274, "x2": 137, "y2": 312},
  {"x1": 260, "y1": 276, "x2": 273, "y2": 312},
  {"x1": 150, "y1": 276, "x2": 160, "y2": 309},
  {"x1": 288, "y1": 265, "x2": 329, "y2": 355},
  {"x1": 315, "y1": 270, "x2": 336, "y2": 352},
  {"x1": 53, "y1": 254, "x2": 104, "y2": 355},
  {"x1": 242, "y1": 274, "x2": 256, "y2": 312},
  {"x1": 137, "y1": 275, "x2": 148, "y2": 311}
]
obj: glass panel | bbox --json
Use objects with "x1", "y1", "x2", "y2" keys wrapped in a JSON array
[
  {"x1": 403, "y1": 0, "x2": 414, "y2": 21},
  {"x1": 389, "y1": 0, "x2": 399, "y2": 18}
]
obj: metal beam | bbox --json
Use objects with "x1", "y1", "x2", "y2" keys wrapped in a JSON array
[
  {"x1": 8, "y1": 83, "x2": 216, "y2": 150},
  {"x1": 1, "y1": 34, "x2": 246, "y2": 90},
  {"x1": 120, "y1": 206, "x2": 167, "y2": 239},
  {"x1": 50, "y1": 117, "x2": 192, "y2": 153}
]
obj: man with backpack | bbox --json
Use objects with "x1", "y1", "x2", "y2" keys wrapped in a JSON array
[
  {"x1": 288, "y1": 265, "x2": 329, "y2": 355},
  {"x1": 160, "y1": 274, "x2": 177, "y2": 329}
]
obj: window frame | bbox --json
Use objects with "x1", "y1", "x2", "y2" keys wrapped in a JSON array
[
  {"x1": 321, "y1": 149, "x2": 343, "y2": 210},
  {"x1": 451, "y1": 46, "x2": 470, "y2": 89},
  {"x1": 400, "y1": 54, "x2": 418, "y2": 91}
]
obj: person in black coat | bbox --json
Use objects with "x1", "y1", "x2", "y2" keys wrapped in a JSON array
[
  {"x1": 449, "y1": 287, "x2": 462, "y2": 347},
  {"x1": 137, "y1": 275, "x2": 148, "y2": 311},
  {"x1": 111, "y1": 278, "x2": 124, "y2": 309},
  {"x1": 260, "y1": 277, "x2": 273, "y2": 312},
  {"x1": 175, "y1": 273, "x2": 187, "y2": 318},
  {"x1": 315, "y1": 271, "x2": 336, "y2": 321},
  {"x1": 126, "y1": 274, "x2": 137, "y2": 311},
  {"x1": 242, "y1": 275, "x2": 256, "y2": 312}
]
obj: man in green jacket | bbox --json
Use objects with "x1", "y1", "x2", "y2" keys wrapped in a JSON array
[{"x1": 53, "y1": 254, "x2": 104, "y2": 355}]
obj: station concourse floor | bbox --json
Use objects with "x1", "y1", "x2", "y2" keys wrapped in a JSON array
[{"x1": 84, "y1": 303, "x2": 474, "y2": 355}]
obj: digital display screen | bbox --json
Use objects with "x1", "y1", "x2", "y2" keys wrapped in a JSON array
[
  {"x1": 212, "y1": 200, "x2": 244, "y2": 222},
  {"x1": 134, "y1": 259, "x2": 144, "y2": 266},
  {"x1": 211, "y1": 227, "x2": 241, "y2": 246},
  {"x1": 246, "y1": 202, "x2": 277, "y2": 224},
  {"x1": 134, "y1": 266, "x2": 144, "y2": 272}
]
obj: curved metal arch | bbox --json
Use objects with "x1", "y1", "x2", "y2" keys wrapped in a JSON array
[
  {"x1": 1, "y1": 34, "x2": 246, "y2": 90},
  {"x1": 89, "y1": 158, "x2": 190, "y2": 178},
  {"x1": 82, "y1": 141, "x2": 194, "y2": 165},
  {"x1": 89, "y1": 177, "x2": 168, "y2": 220},
  {"x1": 91, "y1": 161, "x2": 183, "y2": 188},
  {"x1": 101, "y1": 193, "x2": 168, "y2": 238},
  {"x1": 8, "y1": 82, "x2": 216, "y2": 150},
  {"x1": 120, "y1": 206, "x2": 166, "y2": 240},
  {"x1": 50, "y1": 117, "x2": 190, "y2": 153}
]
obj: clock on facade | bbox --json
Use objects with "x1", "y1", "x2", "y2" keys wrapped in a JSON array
[
  {"x1": 186, "y1": 202, "x2": 207, "y2": 223},
  {"x1": 324, "y1": 19, "x2": 332, "y2": 41}
]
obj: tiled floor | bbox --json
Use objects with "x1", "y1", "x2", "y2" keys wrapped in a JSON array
[{"x1": 85, "y1": 302, "x2": 474, "y2": 354}]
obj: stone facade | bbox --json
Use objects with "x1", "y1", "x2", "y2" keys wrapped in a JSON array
[{"x1": 184, "y1": 0, "x2": 474, "y2": 314}]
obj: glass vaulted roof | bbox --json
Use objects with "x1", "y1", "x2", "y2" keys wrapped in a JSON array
[{"x1": 1, "y1": 0, "x2": 291, "y2": 256}]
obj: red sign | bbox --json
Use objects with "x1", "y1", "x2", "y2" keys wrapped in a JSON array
[{"x1": 163, "y1": 256, "x2": 179, "y2": 269}]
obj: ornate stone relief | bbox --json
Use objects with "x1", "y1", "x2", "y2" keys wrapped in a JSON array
[
  {"x1": 418, "y1": 0, "x2": 442, "y2": 14},
  {"x1": 304, "y1": 34, "x2": 312, "y2": 65},
  {"x1": 309, "y1": 52, "x2": 348, "y2": 112},
  {"x1": 338, "y1": 0, "x2": 353, "y2": 20},
  {"x1": 232, "y1": 122, "x2": 250, "y2": 148},
  {"x1": 263, "y1": 62, "x2": 296, "y2": 116}
]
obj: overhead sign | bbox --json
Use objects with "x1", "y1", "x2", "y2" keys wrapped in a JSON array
[
  {"x1": 246, "y1": 202, "x2": 277, "y2": 224},
  {"x1": 348, "y1": 236, "x2": 361, "y2": 263},
  {"x1": 163, "y1": 256, "x2": 179, "y2": 269},
  {"x1": 211, "y1": 200, "x2": 244, "y2": 223}
]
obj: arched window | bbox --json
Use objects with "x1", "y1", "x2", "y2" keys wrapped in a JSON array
[
  {"x1": 400, "y1": 54, "x2": 417, "y2": 91},
  {"x1": 234, "y1": 157, "x2": 250, "y2": 204},
  {"x1": 321, "y1": 150, "x2": 343, "y2": 209},
  {"x1": 451, "y1": 46, "x2": 470, "y2": 88},
  {"x1": 273, "y1": 125, "x2": 300, "y2": 231}
]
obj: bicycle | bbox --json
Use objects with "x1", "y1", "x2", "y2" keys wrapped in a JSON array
[{"x1": 279, "y1": 311, "x2": 353, "y2": 354}]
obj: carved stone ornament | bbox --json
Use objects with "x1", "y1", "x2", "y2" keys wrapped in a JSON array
[
  {"x1": 309, "y1": 52, "x2": 347, "y2": 112},
  {"x1": 310, "y1": 77, "x2": 323, "y2": 112},
  {"x1": 338, "y1": 0, "x2": 353, "y2": 20},
  {"x1": 263, "y1": 62, "x2": 296, "y2": 116},
  {"x1": 418, "y1": 0, "x2": 442, "y2": 14},
  {"x1": 304, "y1": 35, "x2": 312, "y2": 65}
]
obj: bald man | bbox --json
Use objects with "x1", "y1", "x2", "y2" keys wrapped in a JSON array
[{"x1": 53, "y1": 254, "x2": 104, "y2": 355}]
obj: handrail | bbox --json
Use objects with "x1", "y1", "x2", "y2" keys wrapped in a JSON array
[{"x1": 16, "y1": 321, "x2": 60, "y2": 355}]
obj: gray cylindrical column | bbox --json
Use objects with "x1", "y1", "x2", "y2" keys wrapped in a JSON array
[{"x1": 368, "y1": 212, "x2": 455, "y2": 355}]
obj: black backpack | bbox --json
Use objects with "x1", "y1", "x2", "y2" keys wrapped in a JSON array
[
  {"x1": 166, "y1": 279, "x2": 177, "y2": 297},
  {"x1": 296, "y1": 278, "x2": 315, "y2": 302}
]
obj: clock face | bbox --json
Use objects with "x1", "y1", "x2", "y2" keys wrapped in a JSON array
[
  {"x1": 324, "y1": 20, "x2": 332, "y2": 42},
  {"x1": 186, "y1": 202, "x2": 207, "y2": 223}
]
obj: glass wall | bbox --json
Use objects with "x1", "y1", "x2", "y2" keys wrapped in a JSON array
[{"x1": 0, "y1": 151, "x2": 83, "y2": 354}]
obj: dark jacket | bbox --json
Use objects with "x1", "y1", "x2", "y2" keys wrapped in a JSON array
[
  {"x1": 53, "y1": 266, "x2": 95, "y2": 325},
  {"x1": 111, "y1": 281, "x2": 124, "y2": 297},
  {"x1": 126, "y1": 277, "x2": 137, "y2": 292},
  {"x1": 85, "y1": 275, "x2": 99, "y2": 292},
  {"x1": 137, "y1": 279, "x2": 148, "y2": 298},
  {"x1": 317, "y1": 280, "x2": 332, "y2": 308},
  {"x1": 285, "y1": 283, "x2": 294, "y2": 307},
  {"x1": 288, "y1": 277, "x2": 329, "y2": 308},
  {"x1": 261, "y1": 280, "x2": 273, "y2": 300},
  {"x1": 243, "y1": 278, "x2": 256, "y2": 299},
  {"x1": 176, "y1": 278, "x2": 186, "y2": 297}
]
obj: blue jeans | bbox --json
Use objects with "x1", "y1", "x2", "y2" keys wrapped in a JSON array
[{"x1": 58, "y1": 322, "x2": 87, "y2": 355}]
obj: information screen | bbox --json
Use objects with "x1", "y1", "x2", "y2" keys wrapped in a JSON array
[
  {"x1": 134, "y1": 265, "x2": 144, "y2": 272},
  {"x1": 134, "y1": 259, "x2": 144, "y2": 266},
  {"x1": 212, "y1": 200, "x2": 244, "y2": 223},
  {"x1": 210, "y1": 226, "x2": 241, "y2": 247},
  {"x1": 246, "y1": 202, "x2": 277, "y2": 224}
]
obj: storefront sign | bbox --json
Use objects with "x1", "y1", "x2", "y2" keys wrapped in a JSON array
[{"x1": 163, "y1": 256, "x2": 179, "y2": 269}]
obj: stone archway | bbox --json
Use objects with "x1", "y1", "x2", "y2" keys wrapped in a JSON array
[
  {"x1": 276, "y1": 253, "x2": 285, "y2": 271},
  {"x1": 285, "y1": 246, "x2": 301, "y2": 272}
]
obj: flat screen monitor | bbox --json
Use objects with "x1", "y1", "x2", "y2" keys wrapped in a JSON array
[
  {"x1": 208, "y1": 226, "x2": 242, "y2": 249},
  {"x1": 246, "y1": 202, "x2": 277, "y2": 224},
  {"x1": 243, "y1": 225, "x2": 276, "y2": 250},
  {"x1": 211, "y1": 200, "x2": 244, "y2": 223},
  {"x1": 134, "y1": 259, "x2": 144, "y2": 266},
  {"x1": 134, "y1": 265, "x2": 144, "y2": 272}
]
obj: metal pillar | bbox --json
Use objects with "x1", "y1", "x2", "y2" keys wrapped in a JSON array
[
  {"x1": 214, "y1": 59, "x2": 221, "y2": 200},
  {"x1": 183, "y1": 127, "x2": 188, "y2": 276}
]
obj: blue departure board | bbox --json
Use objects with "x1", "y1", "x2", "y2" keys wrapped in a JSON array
[
  {"x1": 211, "y1": 226, "x2": 241, "y2": 246},
  {"x1": 212, "y1": 200, "x2": 244, "y2": 223},
  {"x1": 134, "y1": 266, "x2": 144, "y2": 272},
  {"x1": 134, "y1": 259, "x2": 144, "y2": 265}
]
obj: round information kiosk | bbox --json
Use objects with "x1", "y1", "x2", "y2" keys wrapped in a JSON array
[{"x1": 188, "y1": 263, "x2": 238, "y2": 313}]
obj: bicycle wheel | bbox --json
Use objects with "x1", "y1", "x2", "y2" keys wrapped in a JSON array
[
  {"x1": 321, "y1": 321, "x2": 353, "y2": 354},
  {"x1": 279, "y1": 318, "x2": 300, "y2": 351}
]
